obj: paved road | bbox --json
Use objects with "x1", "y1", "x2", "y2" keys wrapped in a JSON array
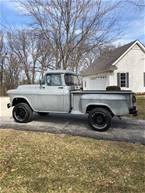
[{"x1": 0, "y1": 97, "x2": 145, "y2": 145}]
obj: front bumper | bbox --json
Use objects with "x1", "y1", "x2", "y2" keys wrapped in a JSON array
[
  {"x1": 7, "y1": 103, "x2": 11, "y2": 108},
  {"x1": 129, "y1": 106, "x2": 138, "y2": 116}
]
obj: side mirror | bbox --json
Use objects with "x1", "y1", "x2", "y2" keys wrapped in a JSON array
[
  {"x1": 39, "y1": 79, "x2": 42, "y2": 85},
  {"x1": 39, "y1": 79, "x2": 42, "y2": 88},
  {"x1": 39, "y1": 77, "x2": 45, "y2": 85},
  {"x1": 39, "y1": 78, "x2": 45, "y2": 88},
  {"x1": 80, "y1": 84, "x2": 83, "y2": 90}
]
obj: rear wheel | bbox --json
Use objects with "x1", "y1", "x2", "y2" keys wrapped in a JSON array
[
  {"x1": 13, "y1": 103, "x2": 33, "y2": 123},
  {"x1": 88, "y1": 108, "x2": 112, "y2": 131}
]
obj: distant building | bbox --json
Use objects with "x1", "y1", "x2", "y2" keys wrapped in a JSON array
[{"x1": 81, "y1": 40, "x2": 145, "y2": 93}]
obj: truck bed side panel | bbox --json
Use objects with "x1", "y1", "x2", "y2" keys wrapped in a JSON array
[{"x1": 71, "y1": 91, "x2": 132, "y2": 116}]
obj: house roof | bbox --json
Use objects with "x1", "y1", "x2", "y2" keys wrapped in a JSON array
[{"x1": 81, "y1": 40, "x2": 145, "y2": 76}]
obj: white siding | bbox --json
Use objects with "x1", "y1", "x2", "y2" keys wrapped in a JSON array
[
  {"x1": 83, "y1": 74, "x2": 109, "y2": 90},
  {"x1": 109, "y1": 44, "x2": 145, "y2": 93}
]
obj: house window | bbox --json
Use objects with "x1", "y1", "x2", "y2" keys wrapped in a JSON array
[
  {"x1": 120, "y1": 73, "x2": 126, "y2": 87},
  {"x1": 117, "y1": 73, "x2": 129, "y2": 88}
]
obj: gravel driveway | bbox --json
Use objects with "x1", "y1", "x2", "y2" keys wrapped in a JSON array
[{"x1": 1, "y1": 97, "x2": 145, "y2": 145}]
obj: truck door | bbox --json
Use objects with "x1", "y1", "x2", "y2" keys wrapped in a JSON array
[{"x1": 37, "y1": 73, "x2": 65, "y2": 112}]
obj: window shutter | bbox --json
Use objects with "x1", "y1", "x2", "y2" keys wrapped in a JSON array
[
  {"x1": 84, "y1": 81, "x2": 86, "y2": 88},
  {"x1": 117, "y1": 73, "x2": 121, "y2": 87},
  {"x1": 126, "y1": 73, "x2": 129, "y2": 88},
  {"x1": 144, "y1": 72, "x2": 145, "y2": 87}
]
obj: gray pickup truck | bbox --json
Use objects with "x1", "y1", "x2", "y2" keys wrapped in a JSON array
[{"x1": 7, "y1": 70, "x2": 137, "y2": 131}]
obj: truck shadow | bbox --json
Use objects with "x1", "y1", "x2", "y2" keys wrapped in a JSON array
[
  {"x1": 33, "y1": 113, "x2": 145, "y2": 131},
  {"x1": 33, "y1": 113, "x2": 89, "y2": 128}
]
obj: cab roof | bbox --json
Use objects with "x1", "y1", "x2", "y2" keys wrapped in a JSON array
[{"x1": 45, "y1": 69, "x2": 77, "y2": 75}]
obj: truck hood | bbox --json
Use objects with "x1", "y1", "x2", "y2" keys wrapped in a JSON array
[
  {"x1": 17, "y1": 84, "x2": 40, "y2": 89},
  {"x1": 7, "y1": 84, "x2": 40, "y2": 95}
]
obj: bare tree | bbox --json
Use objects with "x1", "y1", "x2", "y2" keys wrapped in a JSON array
[
  {"x1": 0, "y1": 32, "x2": 7, "y2": 95},
  {"x1": 3, "y1": 53, "x2": 20, "y2": 91},
  {"x1": 35, "y1": 33, "x2": 56, "y2": 76},
  {"x1": 0, "y1": 32, "x2": 4, "y2": 88},
  {"x1": 0, "y1": 0, "x2": 143, "y2": 95},
  {"x1": 6, "y1": 30, "x2": 44, "y2": 84},
  {"x1": 17, "y1": 0, "x2": 122, "y2": 72},
  {"x1": 127, "y1": 0, "x2": 145, "y2": 7}
]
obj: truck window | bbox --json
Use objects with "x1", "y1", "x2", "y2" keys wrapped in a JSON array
[
  {"x1": 65, "y1": 74, "x2": 79, "y2": 86},
  {"x1": 46, "y1": 74, "x2": 62, "y2": 86}
]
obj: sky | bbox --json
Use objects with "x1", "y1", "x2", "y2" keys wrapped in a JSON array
[{"x1": 0, "y1": 0, "x2": 145, "y2": 46}]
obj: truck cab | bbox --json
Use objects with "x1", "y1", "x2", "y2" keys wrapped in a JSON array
[{"x1": 38, "y1": 70, "x2": 81, "y2": 113}]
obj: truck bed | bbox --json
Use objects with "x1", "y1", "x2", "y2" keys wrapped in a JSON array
[{"x1": 71, "y1": 90, "x2": 132, "y2": 94}]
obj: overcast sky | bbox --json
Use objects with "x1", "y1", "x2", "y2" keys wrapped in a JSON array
[{"x1": 0, "y1": 0, "x2": 145, "y2": 46}]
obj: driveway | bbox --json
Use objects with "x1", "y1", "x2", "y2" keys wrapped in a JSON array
[{"x1": 1, "y1": 97, "x2": 145, "y2": 145}]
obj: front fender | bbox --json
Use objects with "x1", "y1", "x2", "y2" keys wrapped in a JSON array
[{"x1": 11, "y1": 95, "x2": 34, "y2": 111}]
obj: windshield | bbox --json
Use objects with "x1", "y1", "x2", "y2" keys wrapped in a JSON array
[{"x1": 64, "y1": 74, "x2": 79, "y2": 86}]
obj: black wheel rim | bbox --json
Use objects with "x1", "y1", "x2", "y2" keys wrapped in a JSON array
[
  {"x1": 91, "y1": 112, "x2": 107, "y2": 129},
  {"x1": 14, "y1": 107, "x2": 27, "y2": 122}
]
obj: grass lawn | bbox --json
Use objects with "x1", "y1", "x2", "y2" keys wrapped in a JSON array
[
  {"x1": 0, "y1": 130, "x2": 145, "y2": 193},
  {"x1": 136, "y1": 96, "x2": 145, "y2": 120}
]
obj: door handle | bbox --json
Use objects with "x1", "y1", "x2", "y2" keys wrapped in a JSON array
[{"x1": 58, "y1": 86, "x2": 64, "y2": 89}]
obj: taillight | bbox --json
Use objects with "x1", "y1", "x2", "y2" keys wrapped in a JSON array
[{"x1": 132, "y1": 95, "x2": 136, "y2": 104}]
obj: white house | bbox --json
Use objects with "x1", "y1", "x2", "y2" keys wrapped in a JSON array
[{"x1": 82, "y1": 40, "x2": 145, "y2": 93}]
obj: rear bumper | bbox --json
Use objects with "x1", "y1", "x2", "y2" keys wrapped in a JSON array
[{"x1": 129, "y1": 106, "x2": 138, "y2": 116}]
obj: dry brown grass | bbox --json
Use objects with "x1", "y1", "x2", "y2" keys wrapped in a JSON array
[
  {"x1": 136, "y1": 96, "x2": 145, "y2": 120},
  {"x1": 0, "y1": 129, "x2": 145, "y2": 193}
]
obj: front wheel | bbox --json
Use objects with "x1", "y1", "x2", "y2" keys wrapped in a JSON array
[
  {"x1": 13, "y1": 103, "x2": 33, "y2": 123},
  {"x1": 88, "y1": 108, "x2": 112, "y2": 132}
]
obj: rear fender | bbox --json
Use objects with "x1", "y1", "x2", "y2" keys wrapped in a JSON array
[{"x1": 85, "y1": 103, "x2": 114, "y2": 116}]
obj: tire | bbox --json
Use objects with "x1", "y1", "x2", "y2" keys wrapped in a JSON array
[
  {"x1": 88, "y1": 108, "x2": 112, "y2": 132},
  {"x1": 12, "y1": 103, "x2": 33, "y2": 123},
  {"x1": 37, "y1": 112, "x2": 49, "y2": 116}
]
